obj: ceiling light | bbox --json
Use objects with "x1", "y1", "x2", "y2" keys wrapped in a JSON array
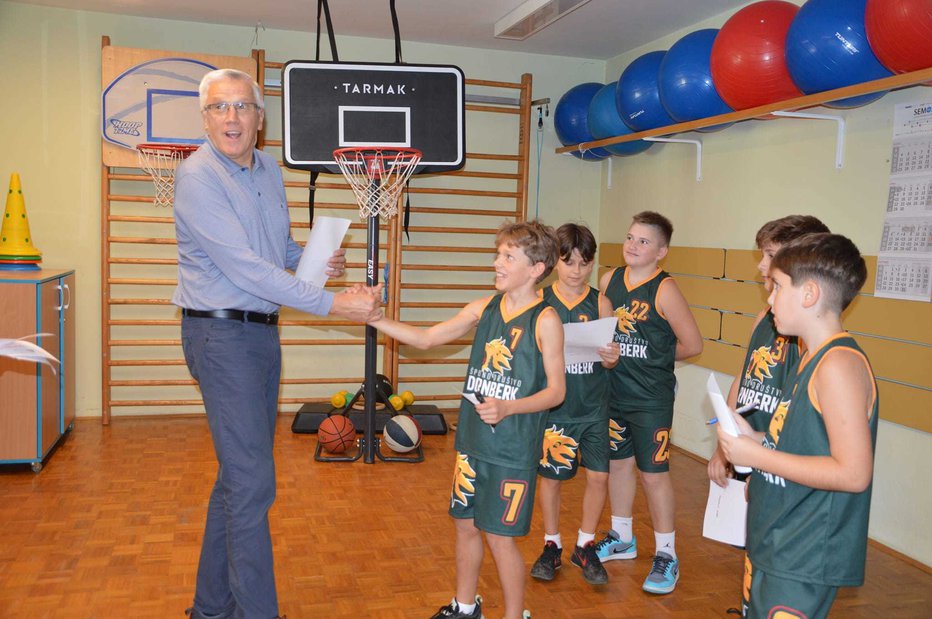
[{"x1": 494, "y1": 0, "x2": 593, "y2": 40}]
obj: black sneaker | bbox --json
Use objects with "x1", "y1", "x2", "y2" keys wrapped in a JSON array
[
  {"x1": 429, "y1": 596, "x2": 483, "y2": 619},
  {"x1": 529, "y1": 541, "x2": 562, "y2": 581},
  {"x1": 571, "y1": 542, "x2": 608, "y2": 585}
]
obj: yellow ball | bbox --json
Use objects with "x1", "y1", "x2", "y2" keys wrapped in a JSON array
[
  {"x1": 330, "y1": 392, "x2": 347, "y2": 409},
  {"x1": 400, "y1": 390, "x2": 415, "y2": 406},
  {"x1": 389, "y1": 394, "x2": 405, "y2": 411}
]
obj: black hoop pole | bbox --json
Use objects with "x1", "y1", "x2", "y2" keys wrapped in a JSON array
[{"x1": 362, "y1": 178, "x2": 380, "y2": 464}]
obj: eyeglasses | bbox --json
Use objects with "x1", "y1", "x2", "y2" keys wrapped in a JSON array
[{"x1": 203, "y1": 101, "x2": 261, "y2": 116}]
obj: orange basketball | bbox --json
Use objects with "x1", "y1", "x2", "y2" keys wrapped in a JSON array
[{"x1": 318, "y1": 415, "x2": 356, "y2": 453}]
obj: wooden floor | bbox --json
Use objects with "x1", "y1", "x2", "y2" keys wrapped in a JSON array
[{"x1": 0, "y1": 416, "x2": 929, "y2": 619}]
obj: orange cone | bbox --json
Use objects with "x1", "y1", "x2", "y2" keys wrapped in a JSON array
[{"x1": 0, "y1": 173, "x2": 42, "y2": 264}]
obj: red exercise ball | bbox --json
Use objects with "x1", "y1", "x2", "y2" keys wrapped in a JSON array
[
  {"x1": 711, "y1": 1, "x2": 803, "y2": 110},
  {"x1": 865, "y1": 0, "x2": 932, "y2": 74}
]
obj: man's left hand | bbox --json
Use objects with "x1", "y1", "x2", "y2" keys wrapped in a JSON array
[{"x1": 326, "y1": 248, "x2": 347, "y2": 278}]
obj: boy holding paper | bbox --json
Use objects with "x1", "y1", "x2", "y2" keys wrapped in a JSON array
[
  {"x1": 369, "y1": 220, "x2": 565, "y2": 619},
  {"x1": 529, "y1": 223, "x2": 620, "y2": 586},
  {"x1": 718, "y1": 233, "x2": 877, "y2": 619}
]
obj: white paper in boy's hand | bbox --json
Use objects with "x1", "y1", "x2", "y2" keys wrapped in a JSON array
[
  {"x1": 706, "y1": 373, "x2": 751, "y2": 474},
  {"x1": 295, "y1": 216, "x2": 352, "y2": 287},
  {"x1": 0, "y1": 334, "x2": 59, "y2": 374},
  {"x1": 461, "y1": 392, "x2": 482, "y2": 406},
  {"x1": 562, "y1": 317, "x2": 618, "y2": 365},
  {"x1": 702, "y1": 479, "x2": 748, "y2": 546}
]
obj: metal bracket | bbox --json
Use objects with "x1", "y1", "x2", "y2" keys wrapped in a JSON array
[
  {"x1": 771, "y1": 110, "x2": 846, "y2": 169},
  {"x1": 644, "y1": 137, "x2": 703, "y2": 182}
]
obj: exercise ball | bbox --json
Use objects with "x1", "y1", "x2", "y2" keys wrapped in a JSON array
[
  {"x1": 786, "y1": 0, "x2": 892, "y2": 109},
  {"x1": 588, "y1": 82, "x2": 653, "y2": 156},
  {"x1": 711, "y1": 1, "x2": 803, "y2": 110},
  {"x1": 866, "y1": 0, "x2": 932, "y2": 74},
  {"x1": 659, "y1": 29, "x2": 734, "y2": 132},
  {"x1": 554, "y1": 83, "x2": 611, "y2": 161},
  {"x1": 616, "y1": 51, "x2": 677, "y2": 132}
]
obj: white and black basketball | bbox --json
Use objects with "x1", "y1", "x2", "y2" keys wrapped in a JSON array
[{"x1": 382, "y1": 415, "x2": 422, "y2": 453}]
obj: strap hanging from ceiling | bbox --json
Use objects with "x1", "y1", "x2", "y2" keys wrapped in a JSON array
[{"x1": 309, "y1": 0, "x2": 340, "y2": 227}]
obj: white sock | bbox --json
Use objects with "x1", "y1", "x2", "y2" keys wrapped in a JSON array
[
  {"x1": 544, "y1": 532, "x2": 562, "y2": 548},
  {"x1": 611, "y1": 516, "x2": 633, "y2": 543},
  {"x1": 576, "y1": 530, "x2": 595, "y2": 547},
  {"x1": 655, "y1": 531, "x2": 676, "y2": 559},
  {"x1": 455, "y1": 599, "x2": 476, "y2": 614}
]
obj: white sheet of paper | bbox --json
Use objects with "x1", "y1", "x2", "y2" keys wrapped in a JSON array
[
  {"x1": 461, "y1": 392, "x2": 481, "y2": 406},
  {"x1": 0, "y1": 334, "x2": 59, "y2": 374},
  {"x1": 562, "y1": 317, "x2": 618, "y2": 365},
  {"x1": 295, "y1": 216, "x2": 352, "y2": 287},
  {"x1": 706, "y1": 373, "x2": 751, "y2": 474},
  {"x1": 702, "y1": 479, "x2": 748, "y2": 546}
]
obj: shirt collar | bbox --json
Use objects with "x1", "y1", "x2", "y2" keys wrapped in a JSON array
[{"x1": 204, "y1": 137, "x2": 260, "y2": 175}]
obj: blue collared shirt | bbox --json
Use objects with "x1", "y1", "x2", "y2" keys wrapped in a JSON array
[{"x1": 172, "y1": 139, "x2": 334, "y2": 316}]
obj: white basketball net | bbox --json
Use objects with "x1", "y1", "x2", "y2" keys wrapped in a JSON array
[
  {"x1": 334, "y1": 148, "x2": 422, "y2": 220},
  {"x1": 137, "y1": 144, "x2": 197, "y2": 207}
]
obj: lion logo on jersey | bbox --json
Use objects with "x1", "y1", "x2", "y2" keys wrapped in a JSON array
[
  {"x1": 539, "y1": 426, "x2": 579, "y2": 472},
  {"x1": 743, "y1": 555, "x2": 753, "y2": 605},
  {"x1": 614, "y1": 305, "x2": 638, "y2": 336},
  {"x1": 451, "y1": 453, "x2": 476, "y2": 508},
  {"x1": 482, "y1": 337, "x2": 513, "y2": 375},
  {"x1": 769, "y1": 609, "x2": 808, "y2": 619},
  {"x1": 745, "y1": 346, "x2": 777, "y2": 383},
  {"x1": 768, "y1": 400, "x2": 791, "y2": 446},
  {"x1": 608, "y1": 418, "x2": 625, "y2": 451}
]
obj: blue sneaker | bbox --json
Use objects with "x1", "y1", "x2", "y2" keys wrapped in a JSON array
[
  {"x1": 642, "y1": 551, "x2": 679, "y2": 594},
  {"x1": 593, "y1": 530, "x2": 637, "y2": 562}
]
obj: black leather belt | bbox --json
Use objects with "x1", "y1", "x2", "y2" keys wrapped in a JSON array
[{"x1": 182, "y1": 308, "x2": 279, "y2": 325}]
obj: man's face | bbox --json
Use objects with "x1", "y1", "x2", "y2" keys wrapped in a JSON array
[
  {"x1": 555, "y1": 248, "x2": 593, "y2": 292},
  {"x1": 202, "y1": 78, "x2": 264, "y2": 168},
  {"x1": 623, "y1": 222, "x2": 667, "y2": 268},
  {"x1": 757, "y1": 241, "x2": 781, "y2": 291}
]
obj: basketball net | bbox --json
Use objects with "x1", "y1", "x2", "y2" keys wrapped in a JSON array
[
  {"x1": 137, "y1": 143, "x2": 199, "y2": 207},
  {"x1": 333, "y1": 148, "x2": 422, "y2": 219}
]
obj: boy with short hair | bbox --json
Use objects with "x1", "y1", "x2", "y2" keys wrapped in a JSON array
[
  {"x1": 370, "y1": 220, "x2": 566, "y2": 619},
  {"x1": 708, "y1": 215, "x2": 830, "y2": 487},
  {"x1": 529, "y1": 224, "x2": 620, "y2": 586},
  {"x1": 594, "y1": 211, "x2": 703, "y2": 594},
  {"x1": 718, "y1": 233, "x2": 877, "y2": 619}
]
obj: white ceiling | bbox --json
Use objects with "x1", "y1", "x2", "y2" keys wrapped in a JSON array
[{"x1": 11, "y1": 0, "x2": 742, "y2": 60}]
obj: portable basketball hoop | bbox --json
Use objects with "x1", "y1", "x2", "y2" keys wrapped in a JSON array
[
  {"x1": 137, "y1": 143, "x2": 199, "y2": 207},
  {"x1": 332, "y1": 147, "x2": 421, "y2": 463},
  {"x1": 333, "y1": 148, "x2": 422, "y2": 219}
]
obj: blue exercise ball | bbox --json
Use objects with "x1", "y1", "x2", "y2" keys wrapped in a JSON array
[
  {"x1": 785, "y1": 0, "x2": 893, "y2": 109},
  {"x1": 554, "y1": 83, "x2": 611, "y2": 161},
  {"x1": 616, "y1": 51, "x2": 676, "y2": 132},
  {"x1": 659, "y1": 29, "x2": 734, "y2": 132},
  {"x1": 588, "y1": 82, "x2": 653, "y2": 156}
]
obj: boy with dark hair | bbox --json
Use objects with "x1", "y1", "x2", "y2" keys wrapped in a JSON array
[
  {"x1": 370, "y1": 220, "x2": 566, "y2": 619},
  {"x1": 594, "y1": 211, "x2": 703, "y2": 594},
  {"x1": 718, "y1": 233, "x2": 877, "y2": 619},
  {"x1": 529, "y1": 224, "x2": 620, "y2": 586},
  {"x1": 708, "y1": 215, "x2": 830, "y2": 487}
]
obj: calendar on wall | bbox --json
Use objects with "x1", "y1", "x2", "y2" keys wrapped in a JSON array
[{"x1": 878, "y1": 102, "x2": 932, "y2": 301}]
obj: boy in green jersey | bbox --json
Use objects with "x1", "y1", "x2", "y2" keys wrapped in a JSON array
[
  {"x1": 370, "y1": 221, "x2": 566, "y2": 619},
  {"x1": 708, "y1": 215, "x2": 830, "y2": 487},
  {"x1": 718, "y1": 233, "x2": 878, "y2": 619},
  {"x1": 594, "y1": 211, "x2": 703, "y2": 595},
  {"x1": 529, "y1": 224, "x2": 620, "y2": 586}
]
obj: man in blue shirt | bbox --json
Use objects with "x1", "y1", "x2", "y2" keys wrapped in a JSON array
[{"x1": 177, "y1": 69, "x2": 380, "y2": 619}]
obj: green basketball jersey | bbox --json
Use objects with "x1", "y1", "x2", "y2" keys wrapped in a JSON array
[
  {"x1": 542, "y1": 284, "x2": 607, "y2": 424},
  {"x1": 737, "y1": 311, "x2": 804, "y2": 432},
  {"x1": 747, "y1": 334, "x2": 879, "y2": 587},
  {"x1": 456, "y1": 294, "x2": 552, "y2": 469},
  {"x1": 603, "y1": 267, "x2": 676, "y2": 413}
]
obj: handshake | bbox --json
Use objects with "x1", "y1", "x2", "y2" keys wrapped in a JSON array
[{"x1": 328, "y1": 283, "x2": 384, "y2": 323}]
